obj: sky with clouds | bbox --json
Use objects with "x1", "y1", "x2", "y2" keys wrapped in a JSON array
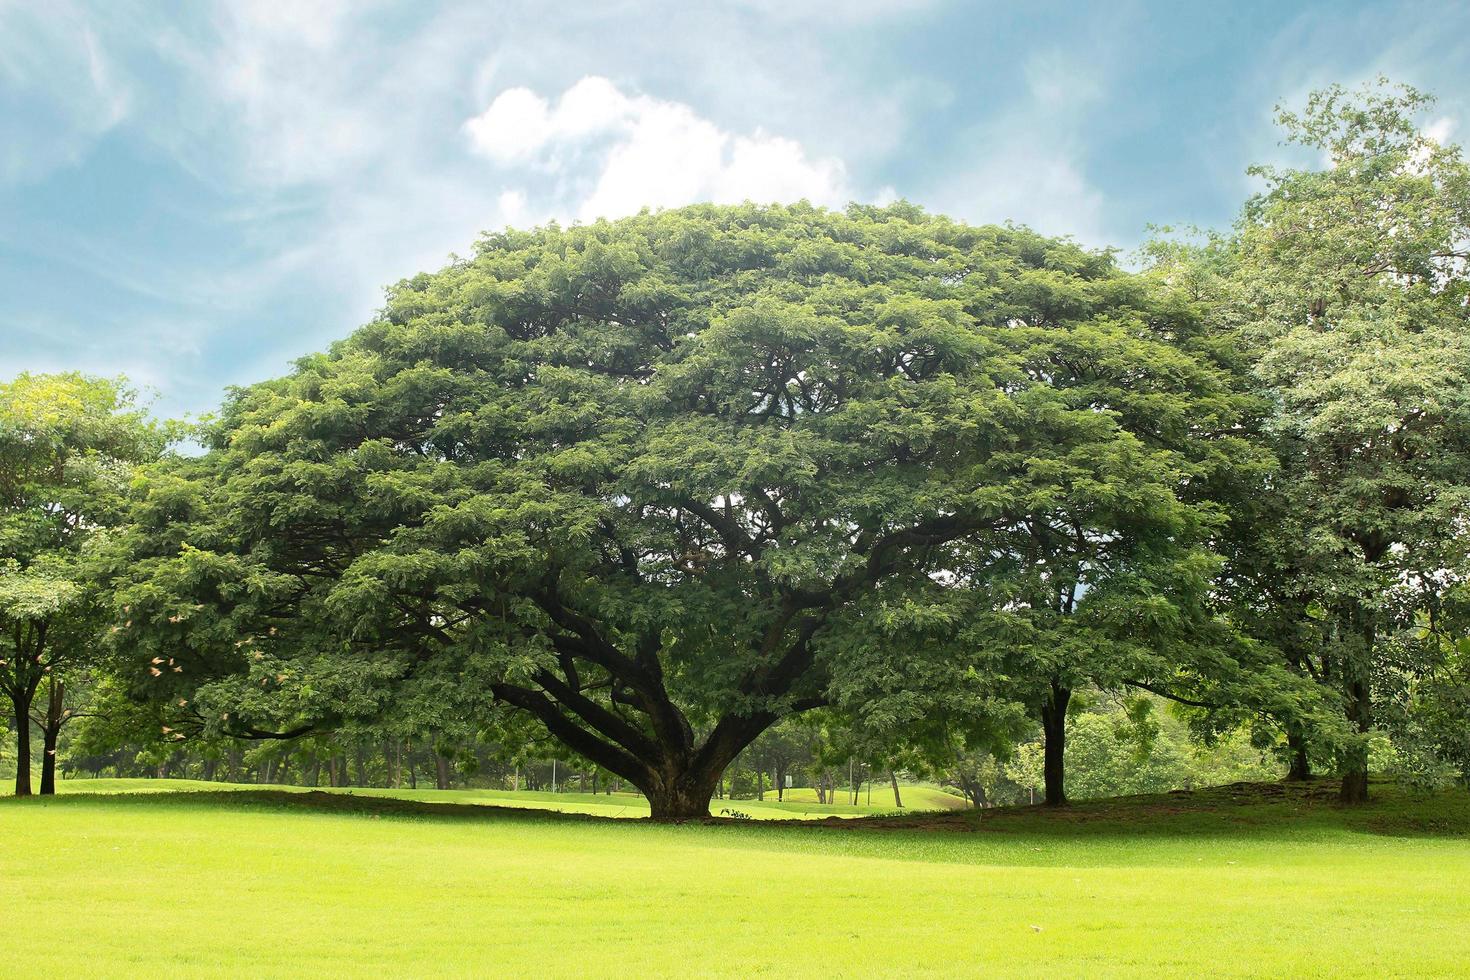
[{"x1": 4, "y1": 0, "x2": 1469, "y2": 419}]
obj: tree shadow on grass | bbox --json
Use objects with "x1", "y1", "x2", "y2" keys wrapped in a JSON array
[
  {"x1": 7, "y1": 778, "x2": 1467, "y2": 843},
  {"x1": 845, "y1": 778, "x2": 1470, "y2": 840}
]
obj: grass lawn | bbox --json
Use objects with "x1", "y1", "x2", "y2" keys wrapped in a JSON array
[{"x1": 1, "y1": 779, "x2": 1467, "y2": 977}]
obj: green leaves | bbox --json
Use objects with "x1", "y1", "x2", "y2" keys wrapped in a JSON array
[{"x1": 0, "y1": 560, "x2": 83, "y2": 620}]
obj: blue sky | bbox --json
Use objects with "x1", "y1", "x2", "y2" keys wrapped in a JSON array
[{"x1": 4, "y1": 0, "x2": 1469, "y2": 420}]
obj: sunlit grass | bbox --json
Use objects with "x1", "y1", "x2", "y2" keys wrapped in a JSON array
[{"x1": 2, "y1": 780, "x2": 1466, "y2": 976}]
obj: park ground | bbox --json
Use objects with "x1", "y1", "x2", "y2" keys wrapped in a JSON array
[{"x1": 1, "y1": 779, "x2": 1467, "y2": 977}]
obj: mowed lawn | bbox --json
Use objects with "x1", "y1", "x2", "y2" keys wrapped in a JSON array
[{"x1": 1, "y1": 782, "x2": 1467, "y2": 977}]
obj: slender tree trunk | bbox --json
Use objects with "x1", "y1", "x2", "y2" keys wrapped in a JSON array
[
  {"x1": 1339, "y1": 676, "x2": 1372, "y2": 804},
  {"x1": 38, "y1": 723, "x2": 57, "y2": 794},
  {"x1": 11, "y1": 690, "x2": 34, "y2": 797},
  {"x1": 38, "y1": 676, "x2": 64, "y2": 795},
  {"x1": 1339, "y1": 615, "x2": 1374, "y2": 805},
  {"x1": 384, "y1": 738, "x2": 399, "y2": 788},
  {"x1": 1040, "y1": 678, "x2": 1071, "y2": 807},
  {"x1": 889, "y1": 770, "x2": 902, "y2": 808}
]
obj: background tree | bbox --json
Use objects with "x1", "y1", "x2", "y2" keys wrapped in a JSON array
[
  {"x1": 0, "y1": 373, "x2": 167, "y2": 795},
  {"x1": 1231, "y1": 79, "x2": 1470, "y2": 802}
]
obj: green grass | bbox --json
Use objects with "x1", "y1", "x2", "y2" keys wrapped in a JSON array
[{"x1": 1, "y1": 779, "x2": 1467, "y2": 977}]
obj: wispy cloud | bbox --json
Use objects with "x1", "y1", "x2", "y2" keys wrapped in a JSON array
[
  {"x1": 927, "y1": 45, "x2": 1112, "y2": 244},
  {"x1": 0, "y1": 0, "x2": 132, "y2": 183}
]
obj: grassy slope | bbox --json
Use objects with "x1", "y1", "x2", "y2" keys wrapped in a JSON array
[
  {"x1": 1, "y1": 780, "x2": 1466, "y2": 977},
  {"x1": 27, "y1": 776, "x2": 965, "y2": 820}
]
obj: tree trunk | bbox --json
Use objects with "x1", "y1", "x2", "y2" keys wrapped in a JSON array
[
  {"x1": 1285, "y1": 727, "x2": 1312, "y2": 781},
  {"x1": 435, "y1": 753, "x2": 451, "y2": 790},
  {"x1": 1040, "y1": 678, "x2": 1071, "y2": 807},
  {"x1": 645, "y1": 767, "x2": 721, "y2": 822},
  {"x1": 10, "y1": 689, "x2": 34, "y2": 797},
  {"x1": 38, "y1": 676, "x2": 65, "y2": 795},
  {"x1": 1339, "y1": 614, "x2": 1374, "y2": 805},
  {"x1": 39, "y1": 697, "x2": 60, "y2": 795},
  {"x1": 889, "y1": 770, "x2": 902, "y2": 808},
  {"x1": 1339, "y1": 676, "x2": 1372, "y2": 804}
]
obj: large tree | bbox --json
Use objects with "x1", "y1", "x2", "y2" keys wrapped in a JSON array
[
  {"x1": 117, "y1": 203, "x2": 1259, "y2": 820},
  {"x1": 0, "y1": 373, "x2": 167, "y2": 795},
  {"x1": 1231, "y1": 80, "x2": 1470, "y2": 802}
]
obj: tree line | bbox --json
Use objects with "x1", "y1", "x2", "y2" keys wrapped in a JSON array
[{"x1": 3, "y1": 79, "x2": 1468, "y2": 820}]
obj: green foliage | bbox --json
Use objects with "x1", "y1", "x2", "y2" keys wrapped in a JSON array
[
  {"x1": 0, "y1": 372, "x2": 169, "y2": 791},
  {"x1": 1000, "y1": 694, "x2": 1281, "y2": 801},
  {"x1": 1146, "y1": 79, "x2": 1470, "y2": 798},
  {"x1": 112, "y1": 202, "x2": 1282, "y2": 816}
]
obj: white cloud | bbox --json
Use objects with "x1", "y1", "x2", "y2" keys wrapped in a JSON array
[
  {"x1": 962, "y1": 155, "x2": 1106, "y2": 243},
  {"x1": 464, "y1": 87, "x2": 558, "y2": 165},
  {"x1": 464, "y1": 76, "x2": 852, "y2": 221},
  {"x1": 1424, "y1": 116, "x2": 1456, "y2": 146}
]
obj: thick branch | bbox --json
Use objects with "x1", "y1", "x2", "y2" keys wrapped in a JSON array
[
  {"x1": 491, "y1": 681, "x2": 650, "y2": 787},
  {"x1": 531, "y1": 667, "x2": 661, "y2": 761}
]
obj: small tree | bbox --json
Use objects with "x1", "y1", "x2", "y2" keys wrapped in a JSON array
[{"x1": 0, "y1": 373, "x2": 167, "y2": 795}]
